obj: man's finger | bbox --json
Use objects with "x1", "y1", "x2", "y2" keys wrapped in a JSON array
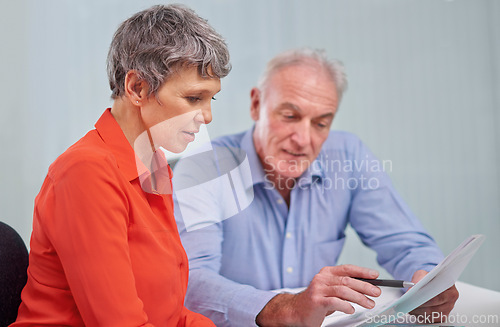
[
  {"x1": 324, "y1": 296, "x2": 356, "y2": 315},
  {"x1": 347, "y1": 277, "x2": 382, "y2": 297},
  {"x1": 318, "y1": 265, "x2": 379, "y2": 286},
  {"x1": 337, "y1": 264, "x2": 380, "y2": 279},
  {"x1": 323, "y1": 284, "x2": 377, "y2": 309}
]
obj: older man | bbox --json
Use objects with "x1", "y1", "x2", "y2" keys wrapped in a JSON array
[{"x1": 173, "y1": 48, "x2": 458, "y2": 327}]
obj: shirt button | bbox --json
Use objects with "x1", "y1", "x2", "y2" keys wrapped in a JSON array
[
  {"x1": 286, "y1": 232, "x2": 292, "y2": 239},
  {"x1": 277, "y1": 198, "x2": 284, "y2": 205},
  {"x1": 286, "y1": 267, "x2": 293, "y2": 274}
]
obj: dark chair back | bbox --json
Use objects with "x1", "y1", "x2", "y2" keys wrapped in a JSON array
[{"x1": 0, "y1": 222, "x2": 28, "y2": 326}]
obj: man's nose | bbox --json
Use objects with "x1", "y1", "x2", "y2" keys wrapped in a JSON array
[{"x1": 290, "y1": 120, "x2": 311, "y2": 147}]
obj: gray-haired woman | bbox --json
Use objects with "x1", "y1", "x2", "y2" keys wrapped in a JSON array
[{"x1": 13, "y1": 5, "x2": 230, "y2": 326}]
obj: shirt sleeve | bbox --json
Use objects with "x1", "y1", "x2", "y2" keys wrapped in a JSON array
[
  {"x1": 346, "y1": 137, "x2": 444, "y2": 281},
  {"x1": 37, "y1": 156, "x2": 155, "y2": 326},
  {"x1": 175, "y1": 203, "x2": 276, "y2": 327}
]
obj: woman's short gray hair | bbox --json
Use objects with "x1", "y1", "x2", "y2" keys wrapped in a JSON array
[
  {"x1": 257, "y1": 48, "x2": 347, "y2": 102},
  {"x1": 107, "y1": 4, "x2": 231, "y2": 99}
]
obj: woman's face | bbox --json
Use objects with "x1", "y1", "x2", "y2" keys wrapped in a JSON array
[{"x1": 140, "y1": 65, "x2": 221, "y2": 153}]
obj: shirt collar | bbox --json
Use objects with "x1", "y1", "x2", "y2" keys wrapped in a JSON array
[
  {"x1": 240, "y1": 126, "x2": 325, "y2": 187},
  {"x1": 299, "y1": 152, "x2": 325, "y2": 185},
  {"x1": 137, "y1": 149, "x2": 173, "y2": 194},
  {"x1": 94, "y1": 109, "x2": 172, "y2": 192},
  {"x1": 95, "y1": 109, "x2": 139, "y2": 182}
]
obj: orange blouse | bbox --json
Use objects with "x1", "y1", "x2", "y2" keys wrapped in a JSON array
[{"x1": 13, "y1": 109, "x2": 214, "y2": 327}]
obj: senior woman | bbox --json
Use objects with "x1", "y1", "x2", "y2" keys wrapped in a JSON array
[{"x1": 12, "y1": 4, "x2": 230, "y2": 327}]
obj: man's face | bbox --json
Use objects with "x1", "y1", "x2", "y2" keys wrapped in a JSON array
[{"x1": 251, "y1": 64, "x2": 339, "y2": 180}]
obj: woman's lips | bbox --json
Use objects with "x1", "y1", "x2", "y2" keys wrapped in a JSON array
[{"x1": 182, "y1": 130, "x2": 198, "y2": 142}]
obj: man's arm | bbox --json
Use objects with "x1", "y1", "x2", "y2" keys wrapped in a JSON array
[
  {"x1": 178, "y1": 222, "x2": 277, "y2": 326},
  {"x1": 346, "y1": 136, "x2": 444, "y2": 281}
]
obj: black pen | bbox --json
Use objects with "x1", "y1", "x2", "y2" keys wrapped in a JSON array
[{"x1": 354, "y1": 278, "x2": 414, "y2": 288}]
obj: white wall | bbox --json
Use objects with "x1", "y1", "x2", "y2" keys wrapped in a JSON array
[{"x1": 1, "y1": 0, "x2": 499, "y2": 291}]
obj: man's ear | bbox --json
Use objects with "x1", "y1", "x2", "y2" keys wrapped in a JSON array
[
  {"x1": 124, "y1": 70, "x2": 149, "y2": 106},
  {"x1": 250, "y1": 87, "x2": 262, "y2": 121}
]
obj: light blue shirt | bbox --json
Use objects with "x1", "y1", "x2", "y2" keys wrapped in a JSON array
[{"x1": 173, "y1": 128, "x2": 444, "y2": 327}]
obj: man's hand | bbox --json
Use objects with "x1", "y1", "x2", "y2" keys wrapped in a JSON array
[
  {"x1": 255, "y1": 264, "x2": 382, "y2": 327},
  {"x1": 409, "y1": 270, "x2": 459, "y2": 323}
]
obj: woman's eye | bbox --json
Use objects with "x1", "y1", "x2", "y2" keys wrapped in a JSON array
[
  {"x1": 212, "y1": 97, "x2": 217, "y2": 101},
  {"x1": 186, "y1": 96, "x2": 201, "y2": 103}
]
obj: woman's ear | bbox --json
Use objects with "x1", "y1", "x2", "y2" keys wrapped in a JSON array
[
  {"x1": 124, "y1": 70, "x2": 149, "y2": 106},
  {"x1": 250, "y1": 87, "x2": 261, "y2": 121}
]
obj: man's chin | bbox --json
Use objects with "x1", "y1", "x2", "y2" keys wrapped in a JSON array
[
  {"x1": 276, "y1": 168, "x2": 307, "y2": 180},
  {"x1": 277, "y1": 161, "x2": 310, "y2": 177}
]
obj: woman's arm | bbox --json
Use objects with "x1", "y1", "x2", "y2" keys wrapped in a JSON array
[{"x1": 36, "y1": 157, "x2": 154, "y2": 326}]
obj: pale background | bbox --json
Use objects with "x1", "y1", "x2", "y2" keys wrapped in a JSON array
[{"x1": 1, "y1": 0, "x2": 499, "y2": 291}]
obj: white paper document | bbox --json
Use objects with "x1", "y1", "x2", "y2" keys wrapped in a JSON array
[{"x1": 321, "y1": 234, "x2": 485, "y2": 327}]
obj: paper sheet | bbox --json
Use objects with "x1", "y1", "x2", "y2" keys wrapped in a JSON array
[{"x1": 322, "y1": 234, "x2": 485, "y2": 327}]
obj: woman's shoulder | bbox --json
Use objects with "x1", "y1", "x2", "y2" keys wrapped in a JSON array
[{"x1": 47, "y1": 130, "x2": 118, "y2": 181}]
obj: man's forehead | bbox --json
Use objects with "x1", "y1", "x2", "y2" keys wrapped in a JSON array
[
  {"x1": 267, "y1": 66, "x2": 337, "y2": 95},
  {"x1": 271, "y1": 62, "x2": 332, "y2": 82}
]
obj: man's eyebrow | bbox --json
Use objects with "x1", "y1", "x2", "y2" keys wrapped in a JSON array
[
  {"x1": 317, "y1": 112, "x2": 335, "y2": 119},
  {"x1": 277, "y1": 102, "x2": 302, "y2": 112},
  {"x1": 278, "y1": 103, "x2": 335, "y2": 119}
]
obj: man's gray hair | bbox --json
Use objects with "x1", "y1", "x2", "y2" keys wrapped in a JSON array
[
  {"x1": 257, "y1": 48, "x2": 347, "y2": 101},
  {"x1": 107, "y1": 4, "x2": 231, "y2": 99}
]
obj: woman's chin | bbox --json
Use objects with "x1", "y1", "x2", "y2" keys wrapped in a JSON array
[{"x1": 163, "y1": 141, "x2": 190, "y2": 154}]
